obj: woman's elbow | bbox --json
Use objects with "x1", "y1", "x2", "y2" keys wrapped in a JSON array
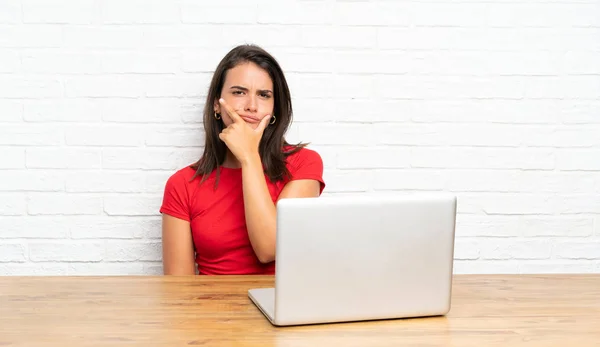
[
  {"x1": 256, "y1": 251, "x2": 275, "y2": 264},
  {"x1": 163, "y1": 264, "x2": 196, "y2": 276}
]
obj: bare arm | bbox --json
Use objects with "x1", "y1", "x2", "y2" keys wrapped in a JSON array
[
  {"x1": 241, "y1": 153, "x2": 321, "y2": 263},
  {"x1": 161, "y1": 214, "x2": 196, "y2": 275},
  {"x1": 216, "y1": 98, "x2": 321, "y2": 263}
]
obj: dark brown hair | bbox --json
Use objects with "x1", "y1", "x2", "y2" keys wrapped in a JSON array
[{"x1": 191, "y1": 44, "x2": 305, "y2": 187}]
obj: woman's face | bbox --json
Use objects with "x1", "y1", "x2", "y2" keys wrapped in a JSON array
[{"x1": 214, "y1": 62, "x2": 275, "y2": 130}]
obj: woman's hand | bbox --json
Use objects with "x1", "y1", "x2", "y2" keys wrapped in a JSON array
[{"x1": 218, "y1": 98, "x2": 271, "y2": 164}]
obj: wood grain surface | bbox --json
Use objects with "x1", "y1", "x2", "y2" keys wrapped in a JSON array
[{"x1": 1, "y1": 274, "x2": 599, "y2": 346}]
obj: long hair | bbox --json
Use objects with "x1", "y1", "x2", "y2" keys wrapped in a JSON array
[{"x1": 191, "y1": 44, "x2": 305, "y2": 187}]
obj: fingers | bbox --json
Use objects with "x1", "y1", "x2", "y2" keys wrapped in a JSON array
[
  {"x1": 219, "y1": 126, "x2": 230, "y2": 141},
  {"x1": 256, "y1": 114, "x2": 271, "y2": 133},
  {"x1": 219, "y1": 98, "x2": 242, "y2": 124}
]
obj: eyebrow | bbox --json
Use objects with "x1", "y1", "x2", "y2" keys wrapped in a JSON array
[{"x1": 230, "y1": 85, "x2": 273, "y2": 94}]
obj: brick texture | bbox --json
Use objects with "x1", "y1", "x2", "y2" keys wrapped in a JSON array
[{"x1": 1, "y1": 0, "x2": 599, "y2": 275}]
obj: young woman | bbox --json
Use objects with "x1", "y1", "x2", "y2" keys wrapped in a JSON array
[{"x1": 159, "y1": 44, "x2": 326, "y2": 275}]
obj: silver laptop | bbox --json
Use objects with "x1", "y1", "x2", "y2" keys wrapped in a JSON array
[{"x1": 248, "y1": 193, "x2": 457, "y2": 326}]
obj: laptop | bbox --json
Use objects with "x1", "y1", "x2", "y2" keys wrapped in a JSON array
[{"x1": 248, "y1": 193, "x2": 457, "y2": 326}]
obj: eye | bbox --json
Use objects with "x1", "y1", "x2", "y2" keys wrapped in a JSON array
[
  {"x1": 232, "y1": 90, "x2": 244, "y2": 95},
  {"x1": 260, "y1": 92, "x2": 271, "y2": 98}
]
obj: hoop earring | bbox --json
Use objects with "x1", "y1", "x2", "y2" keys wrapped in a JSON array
[
  {"x1": 270, "y1": 115, "x2": 276, "y2": 125},
  {"x1": 214, "y1": 112, "x2": 221, "y2": 120}
]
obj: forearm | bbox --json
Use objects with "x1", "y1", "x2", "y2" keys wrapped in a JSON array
[{"x1": 241, "y1": 153, "x2": 277, "y2": 263}]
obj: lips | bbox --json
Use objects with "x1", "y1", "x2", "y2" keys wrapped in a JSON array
[{"x1": 240, "y1": 115, "x2": 260, "y2": 123}]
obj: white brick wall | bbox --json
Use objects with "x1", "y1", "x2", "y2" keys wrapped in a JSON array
[{"x1": 1, "y1": 0, "x2": 599, "y2": 276}]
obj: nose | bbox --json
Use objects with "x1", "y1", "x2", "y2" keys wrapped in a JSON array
[{"x1": 245, "y1": 95, "x2": 257, "y2": 113}]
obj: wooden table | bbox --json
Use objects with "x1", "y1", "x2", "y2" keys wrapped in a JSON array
[{"x1": 1, "y1": 275, "x2": 599, "y2": 346}]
